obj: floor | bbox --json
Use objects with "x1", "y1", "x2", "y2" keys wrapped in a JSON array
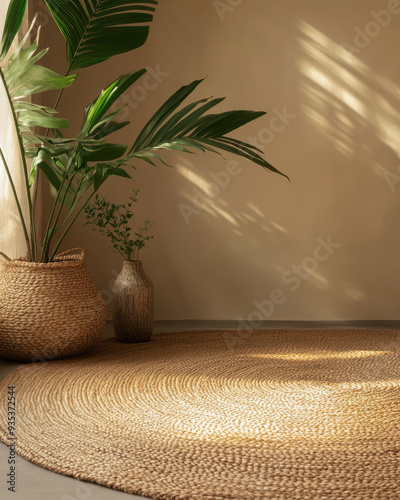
[{"x1": 0, "y1": 320, "x2": 399, "y2": 500}]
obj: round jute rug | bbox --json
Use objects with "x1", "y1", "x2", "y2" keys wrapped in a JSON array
[{"x1": 0, "y1": 329, "x2": 400, "y2": 500}]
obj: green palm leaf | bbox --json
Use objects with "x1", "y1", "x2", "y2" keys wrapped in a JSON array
[
  {"x1": 128, "y1": 80, "x2": 289, "y2": 180},
  {"x1": 0, "y1": 0, "x2": 27, "y2": 62},
  {"x1": 45, "y1": 0, "x2": 158, "y2": 71},
  {"x1": 81, "y1": 69, "x2": 145, "y2": 135},
  {"x1": 1, "y1": 19, "x2": 75, "y2": 159},
  {"x1": 131, "y1": 79, "x2": 205, "y2": 153},
  {"x1": 10, "y1": 65, "x2": 76, "y2": 100}
]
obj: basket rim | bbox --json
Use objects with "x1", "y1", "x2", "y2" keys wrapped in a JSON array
[
  {"x1": 0, "y1": 248, "x2": 86, "y2": 268},
  {"x1": 1, "y1": 258, "x2": 85, "y2": 269}
]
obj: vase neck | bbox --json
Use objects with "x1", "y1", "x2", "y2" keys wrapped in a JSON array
[{"x1": 123, "y1": 260, "x2": 143, "y2": 271}]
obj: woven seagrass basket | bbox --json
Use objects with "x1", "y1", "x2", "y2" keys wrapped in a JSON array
[{"x1": 0, "y1": 248, "x2": 107, "y2": 362}]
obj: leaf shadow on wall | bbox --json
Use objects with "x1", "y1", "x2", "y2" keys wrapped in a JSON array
[{"x1": 165, "y1": 19, "x2": 400, "y2": 321}]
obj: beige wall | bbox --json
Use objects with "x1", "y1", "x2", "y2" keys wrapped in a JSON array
[{"x1": 40, "y1": 0, "x2": 400, "y2": 320}]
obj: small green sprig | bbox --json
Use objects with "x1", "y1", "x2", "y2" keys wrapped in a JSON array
[{"x1": 83, "y1": 188, "x2": 154, "y2": 261}]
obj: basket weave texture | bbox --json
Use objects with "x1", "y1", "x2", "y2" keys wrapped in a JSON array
[{"x1": 0, "y1": 248, "x2": 106, "y2": 362}]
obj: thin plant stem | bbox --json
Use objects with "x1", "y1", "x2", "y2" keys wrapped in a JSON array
[
  {"x1": 114, "y1": 244, "x2": 128, "y2": 262},
  {"x1": 33, "y1": 76, "x2": 70, "y2": 258},
  {"x1": 40, "y1": 170, "x2": 68, "y2": 261},
  {"x1": 40, "y1": 146, "x2": 78, "y2": 262},
  {"x1": 51, "y1": 174, "x2": 75, "y2": 235},
  {"x1": 0, "y1": 147, "x2": 31, "y2": 260},
  {"x1": 0, "y1": 69, "x2": 35, "y2": 258},
  {"x1": 0, "y1": 68, "x2": 35, "y2": 260},
  {"x1": 42, "y1": 76, "x2": 69, "y2": 139},
  {"x1": 49, "y1": 160, "x2": 128, "y2": 261},
  {"x1": 49, "y1": 191, "x2": 96, "y2": 262}
]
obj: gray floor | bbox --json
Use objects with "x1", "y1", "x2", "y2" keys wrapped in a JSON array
[{"x1": 0, "y1": 320, "x2": 399, "y2": 499}]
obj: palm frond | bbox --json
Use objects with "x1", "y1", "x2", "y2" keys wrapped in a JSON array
[
  {"x1": 0, "y1": 0, "x2": 27, "y2": 62},
  {"x1": 128, "y1": 80, "x2": 289, "y2": 180},
  {"x1": 45, "y1": 0, "x2": 158, "y2": 71},
  {"x1": 130, "y1": 79, "x2": 205, "y2": 153},
  {"x1": 81, "y1": 69, "x2": 145, "y2": 135},
  {"x1": 1, "y1": 19, "x2": 75, "y2": 160}
]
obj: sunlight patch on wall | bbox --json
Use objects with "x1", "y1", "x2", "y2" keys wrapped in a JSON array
[
  {"x1": 211, "y1": 205, "x2": 240, "y2": 227},
  {"x1": 297, "y1": 19, "x2": 400, "y2": 170},
  {"x1": 307, "y1": 270, "x2": 329, "y2": 287},
  {"x1": 177, "y1": 164, "x2": 211, "y2": 193},
  {"x1": 247, "y1": 202, "x2": 265, "y2": 218},
  {"x1": 270, "y1": 221, "x2": 289, "y2": 234},
  {"x1": 176, "y1": 160, "x2": 267, "y2": 230}
]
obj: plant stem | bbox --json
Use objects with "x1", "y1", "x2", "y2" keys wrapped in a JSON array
[
  {"x1": 0, "y1": 68, "x2": 35, "y2": 260},
  {"x1": 49, "y1": 191, "x2": 96, "y2": 262},
  {"x1": 70, "y1": 175, "x2": 84, "y2": 209},
  {"x1": 54, "y1": 170, "x2": 75, "y2": 220},
  {"x1": 49, "y1": 158, "x2": 128, "y2": 262},
  {"x1": 40, "y1": 172, "x2": 67, "y2": 262},
  {"x1": 33, "y1": 76, "x2": 70, "y2": 259},
  {"x1": 42, "y1": 76, "x2": 69, "y2": 139},
  {"x1": 40, "y1": 146, "x2": 79, "y2": 262},
  {"x1": 0, "y1": 148, "x2": 32, "y2": 260},
  {"x1": 114, "y1": 243, "x2": 128, "y2": 261},
  {"x1": 48, "y1": 173, "x2": 76, "y2": 242}
]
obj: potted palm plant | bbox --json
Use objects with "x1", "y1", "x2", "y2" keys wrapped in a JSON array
[{"x1": 0, "y1": 0, "x2": 288, "y2": 362}]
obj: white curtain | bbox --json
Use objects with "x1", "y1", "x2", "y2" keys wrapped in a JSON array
[{"x1": 0, "y1": 0, "x2": 30, "y2": 260}]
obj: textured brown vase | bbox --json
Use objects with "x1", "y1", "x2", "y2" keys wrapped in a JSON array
[
  {"x1": 112, "y1": 260, "x2": 154, "y2": 343},
  {"x1": 0, "y1": 248, "x2": 107, "y2": 362}
]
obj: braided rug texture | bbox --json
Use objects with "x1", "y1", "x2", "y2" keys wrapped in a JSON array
[{"x1": 0, "y1": 329, "x2": 399, "y2": 499}]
